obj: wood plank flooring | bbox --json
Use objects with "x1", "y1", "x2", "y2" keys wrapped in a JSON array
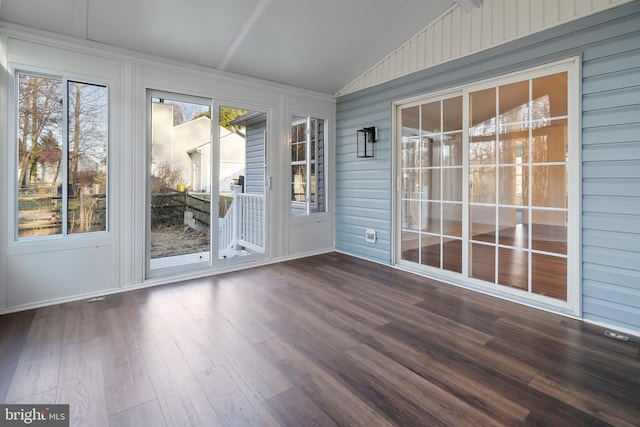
[{"x1": 1, "y1": 252, "x2": 639, "y2": 426}]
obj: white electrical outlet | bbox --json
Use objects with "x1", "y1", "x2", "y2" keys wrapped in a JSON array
[{"x1": 365, "y1": 229, "x2": 376, "y2": 243}]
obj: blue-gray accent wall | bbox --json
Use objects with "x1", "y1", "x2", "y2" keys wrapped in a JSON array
[{"x1": 335, "y1": 1, "x2": 640, "y2": 334}]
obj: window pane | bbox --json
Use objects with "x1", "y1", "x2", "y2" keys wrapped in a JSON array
[
  {"x1": 442, "y1": 238, "x2": 462, "y2": 273},
  {"x1": 532, "y1": 253, "x2": 567, "y2": 301},
  {"x1": 17, "y1": 74, "x2": 64, "y2": 238},
  {"x1": 442, "y1": 168, "x2": 462, "y2": 202},
  {"x1": 291, "y1": 165, "x2": 306, "y2": 202},
  {"x1": 499, "y1": 165, "x2": 528, "y2": 206},
  {"x1": 422, "y1": 136, "x2": 440, "y2": 167},
  {"x1": 531, "y1": 165, "x2": 566, "y2": 208},
  {"x1": 499, "y1": 133, "x2": 528, "y2": 164},
  {"x1": 443, "y1": 96, "x2": 462, "y2": 132},
  {"x1": 421, "y1": 101, "x2": 440, "y2": 134},
  {"x1": 532, "y1": 72, "x2": 567, "y2": 118},
  {"x1": 401, "y1": 199, "x2": 420, "y2": 230},
  {"x1": 68, "y1": 82, "x2": 108, "y2": 234},
  {"x1": 401, "y1": 137, "x2": 419, "y2": 169},
  {"x1": 531, "y1": 209, "x2": 567, "y2": 254},
  {"x1": 469, "y1": 166, "x2": 496, "y2": 203},
  {"x1": 443, "y1": 132, "x2": 462, "y2": 166},
  {"x1": 470, "y1": 205, "x2": 495, "y2": 243},
  {"x1": 470, "y1": 88, "x2": 496, "y2": 132},
  {"x1": 423, "y1": 202, "x2": 440, "y2": 233},
  {"x1": 532, "y1": 119, "x2": 567, "y2": 163},
  {"x1": 470, "y1": 243, "x2": 495, "y2": 282},
  {"x1": 498, "y1": 247, "x2": 528, "y2": 291},
  {"x1": 499, "y1": 80, "x2": 529, "y2": 123},
  {"x1": 421, "y1": 234, "x2": 440, "y2": 268},
  {"x1": 401, "y1": 168, "x2": 420, "y2": 197},
  {"x1": 402, "y1": 106, "x2": 420, "y2": 135},
  {"x1": 443, "y1": 203, "x2": 462, "y2": 238},
  {"x1": 498, "y1": 207, "x2": 528, "y2": 248},
  {"x1": 297, "y1": 142, "x2": 306, "y2": 162},
  {"x1": 421, "y1": 169, "x2": 440, "y2": 200},
  {"x1": 401, "y1": 231, "x2": 420, "y2": 263},
  {"x1": 469, "y1": 137, "x2": 496, "y2": 165}
]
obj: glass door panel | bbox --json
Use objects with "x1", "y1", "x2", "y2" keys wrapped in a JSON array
[
  {"x1": 399, "y1": 97, "x2": 463, "y2": 273},
  {"x1": 148, "y1": 93, "x2": 212, "y2": 271},
  {"x1": 218, "y1": 106, "x2": 266, "y2": 260}
]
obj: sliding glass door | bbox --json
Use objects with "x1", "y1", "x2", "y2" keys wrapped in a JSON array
[
  {"x1": 396, "y1": 60, "x2": 577, "y2": 311},
  {"x1": 146, "y1": 92, "x2": 268, "y2": 275}
]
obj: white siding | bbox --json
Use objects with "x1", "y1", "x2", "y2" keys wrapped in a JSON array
[{"x1": 337, "y1": 0, "x2": 633, "y2": 96}]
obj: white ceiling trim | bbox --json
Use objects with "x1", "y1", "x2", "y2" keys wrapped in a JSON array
[
  {"x1": 73, "y1": 0, "x2": 88, "y2": 40},
  {"x1": 219, "y1": 0, "x2": 271, "y2": 71},
  {"x1": 454, "y1": 0, "x2": 481, "y2": 12}
]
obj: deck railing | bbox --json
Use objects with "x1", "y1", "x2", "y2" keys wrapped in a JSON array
[{"x1": 219, "y1": 187, "x2": 265, "y2": 253}]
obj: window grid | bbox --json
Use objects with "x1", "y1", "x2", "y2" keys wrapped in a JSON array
[{"x1": 400, "y1": 70, "x2": 570, "y2": 302}]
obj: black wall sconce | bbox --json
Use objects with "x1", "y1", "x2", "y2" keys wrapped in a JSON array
[{"x1": 357, "y1": 126, "x2": 377, "y2": 158}]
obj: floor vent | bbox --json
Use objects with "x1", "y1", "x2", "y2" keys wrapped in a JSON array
[
  {"x1": 604, "y1": 330, "x2": 630, "y2": 342},
  {"x1": 88, "y1": 296, "x2": 106, "y2": 303}
]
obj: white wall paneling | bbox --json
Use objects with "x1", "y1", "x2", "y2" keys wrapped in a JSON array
[
  {"x1": 0, "y1": 24, "x2": 334, "y2": 312},
  {"x1": 338, "y1": 0, "x2": 632, "y2": 96}
]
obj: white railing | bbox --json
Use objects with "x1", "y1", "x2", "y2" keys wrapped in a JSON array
[
  {"x1": 237, "y1": 193, "x2": 264, "y2": 252},
  {"x1": 218, "y1": 186, "x2": 265, "y2": 254},
  {"x1": 219, "y1": 203, "x2": 234, "y2": 251}
]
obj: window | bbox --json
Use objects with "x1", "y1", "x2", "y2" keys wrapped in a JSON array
[
  {"x1": 16, "y1": 72, "x2": 109, "y2": 239},
  {"x1": 396, "y1": 59, "x2": 577, "y2": 311},
  {"x1": 291, "y1": 115, "x2": 326, "y2": 215}
]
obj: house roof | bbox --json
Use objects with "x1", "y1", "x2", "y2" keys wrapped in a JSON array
[
  {"x1": 0, "y1": 0, "x2": 458, "y2": 95},
  {"x1": 230, "y1": 111, "x2": 267, "y2": 127}
]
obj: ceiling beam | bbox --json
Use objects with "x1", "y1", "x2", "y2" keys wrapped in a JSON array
[
  {"x1": 455, "y1": 0, "x2": 481, "y2": 12},
  {"x1": 219, "y1": 0, "x2": 271, "y2": 71}
]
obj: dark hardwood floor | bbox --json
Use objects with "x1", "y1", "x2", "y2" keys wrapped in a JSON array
[{"x1": 1, "y1": 252, "x2": 639, "y2": 426}]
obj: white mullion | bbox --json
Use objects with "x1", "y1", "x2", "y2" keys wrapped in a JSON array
[
  {"x1": 439, "y1": 100, "x2": 444, "y2": 270},
  {"x1": 418, "y1": 105, "x2": 423, "y2": 265},
  {"x1": 62, "y1": 78, "x2": 69, "y2": 235},
  {"x1": 305, "y1": 116, "x2": 311, "y2": 215},
  {"x1": 494, "y1": 86, "x2": 499, "y2": 285},
  {"x1": 527, "y1": 78, "x2": 533, "y2": 294},
  {"x1": 314, "y1": 119, "x2": 319, "y2": 210},
  {"x1": 462, "y1": 91, "x2": 470, "y2": 278}
]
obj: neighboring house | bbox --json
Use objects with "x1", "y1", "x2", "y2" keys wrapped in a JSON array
[
  {"x1": 151, "y1": 102, "x2": 246, "y2": 194},
  {"x1": 229, "y1": 111, "x2": 266, "y2": 195}
]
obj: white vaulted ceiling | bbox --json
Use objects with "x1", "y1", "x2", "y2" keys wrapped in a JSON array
[{"x1": 0, "y1": 0, "x2": 456, "y2": 94}]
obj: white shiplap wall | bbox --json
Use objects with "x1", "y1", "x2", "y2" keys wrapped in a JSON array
[{"x1": 337, "y1": 0, "x2": 633, "y2": 96}]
